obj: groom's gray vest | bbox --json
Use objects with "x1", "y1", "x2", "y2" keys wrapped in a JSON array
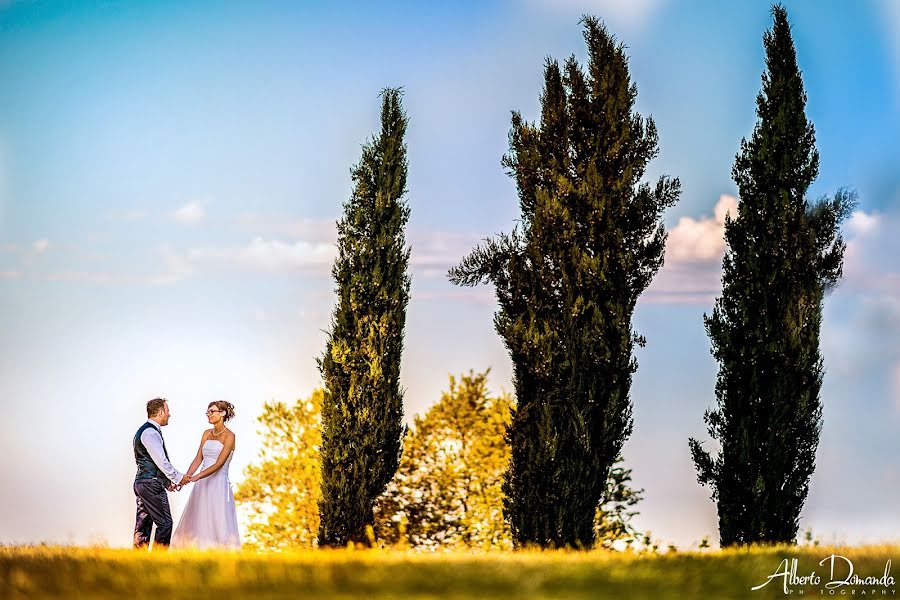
[{"x1": 134, "y1": 422, "x2": 169, "y2": 483}]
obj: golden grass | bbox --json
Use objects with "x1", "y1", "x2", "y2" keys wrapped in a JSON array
[{"x1": 1, "y1": 544, "x2": 897, "y2": 599}]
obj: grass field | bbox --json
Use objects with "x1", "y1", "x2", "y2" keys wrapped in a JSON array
[{"x1": 1, "y1": 544, "x2": 897, "y2": 599}]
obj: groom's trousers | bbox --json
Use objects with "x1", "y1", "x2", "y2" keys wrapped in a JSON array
[{"x1": 133, "y1": 478, "x2": 173, "y2": 548}]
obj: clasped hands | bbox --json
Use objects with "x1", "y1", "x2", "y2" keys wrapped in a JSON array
[{"x1": 168, "y1": 474, "x2": 197, "y2": 492}]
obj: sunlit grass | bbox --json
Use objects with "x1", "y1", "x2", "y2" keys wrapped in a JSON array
[{"x1": 1, "y1": 544, "x2": 897, "y2": 599}]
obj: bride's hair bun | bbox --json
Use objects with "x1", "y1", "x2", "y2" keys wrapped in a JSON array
[{"x1": 209, "y1": 400, "x2": 235, "y2": 422}]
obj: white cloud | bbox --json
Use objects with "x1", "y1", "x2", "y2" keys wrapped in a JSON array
[
  {"x1": 32, "y1": 238, "x2": 50, "y2": 254},
  {"x1": 842, "y1": 207, "x2": 900, "y2": 296},
  {"x1": 847, "y1": 210, "x2": 880, "y2": 236},
  {"x1": 642, "y1": 194, "x2": 736, "y2": 305},
  {"x1": 236, "y1": 214, "x2": 337, "y2": 244},
  {"x1": 665, "y1": 195, "x2": 736, "y2": 264},
  {"x1": 171, "y1": 201, "x2": 206, "y2": 225},
  {"x1": 186, "y1": 237, "x2": 336, "y2": 273},
  {"x1": 235, "y1": 218, "x2": 484, "y2": 278},
  {"x1": 844, "y1": 210, "x2": 881, "y2": 266},
  {"x1": 409, "y1": 230, "x2": 486, "y2": 275}
]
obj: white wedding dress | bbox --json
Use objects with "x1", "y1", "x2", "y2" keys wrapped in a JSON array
[{"x1": 171, "y1": 439, "x2": 241, "y2": 549}]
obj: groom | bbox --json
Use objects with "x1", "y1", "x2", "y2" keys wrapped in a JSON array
[{"x1": 133, "y1": 397, "x2": 190, "y2": 550}]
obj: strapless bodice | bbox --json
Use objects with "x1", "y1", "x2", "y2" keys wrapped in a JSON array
[{"x1": 201, "y1": 439, "x2": 233, "y2": 475}]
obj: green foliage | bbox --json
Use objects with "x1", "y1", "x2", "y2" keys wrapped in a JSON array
[
  {"x1": 798, "y1": 528, "x2": 821, "y2": 547},
  {"x1": 375, "y1": 370, "x2": 514, "y2": 549},
  {"x1": 594, "y1": 459, "x2": 645, "y2": 550},
  {"x1": 688, "y1": 5, "x2": 855, "y2": 546},
  {"x1": 235, "y1": 390, "x2": 323, "y2": 550},
  {"x1": 449, "y1": 17, "x2": 679, "y2": 549},
  {"x1": 318, "y1": 88, "x2": 411, "y2": 547}
]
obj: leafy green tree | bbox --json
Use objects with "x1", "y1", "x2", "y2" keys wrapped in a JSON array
[
  {"x1": 689, "y1": 5, "x2": 854, "y2": 546},
  {"x1": 375, "y1": 370, "x2": 514, "y2": 549},
  {"x1": 448, "y1": 17, "x2": 679, "y2": 548},
  {"x1": 236, "y1": 390, "x2": 322, "y2": 550},
  {"x1": 318, "y1": 88, "x2": 411, "y2": 547}
]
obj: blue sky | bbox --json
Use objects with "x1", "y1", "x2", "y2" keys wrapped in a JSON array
[{"x1": 1, "y1": 0, "x2": 898, "y2": 548}]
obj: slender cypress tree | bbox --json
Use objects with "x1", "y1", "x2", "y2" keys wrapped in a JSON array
[
  {"x1": 689, "y1": 5, "x2": 854, "y2": 546},
  {"x1": 449, "y1": 17, "x2": 680, "y2": 548},
  {"x1": 318, "y1": 89, "x2": 410, "y2": 547}
]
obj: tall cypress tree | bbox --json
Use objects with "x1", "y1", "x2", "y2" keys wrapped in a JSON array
[
  {"x1": 449, "y1": 17, "x2": 680, "y2": 548},
  {"x1": 689, "y1": 5, "x2": 854, "y2": 546},
  {"x1": 318, "y1": 88, "x2": 410, "y2": 547}
]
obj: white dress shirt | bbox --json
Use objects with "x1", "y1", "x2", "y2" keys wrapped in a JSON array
[{"x1": 140, "y1": 419, "x2": 184, "y2": 485}]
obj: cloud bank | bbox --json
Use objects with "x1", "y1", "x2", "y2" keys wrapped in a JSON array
[
  {"x1": 171, "y1": 201, "x2": 207, "y2": 225},
  {"x1": 643, "y1": 194, "x2": 736, "y2": 305}
]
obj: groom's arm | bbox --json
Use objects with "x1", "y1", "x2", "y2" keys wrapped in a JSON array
[{"x1": 140, "y1": 428, "x2": 185, "y2": 486}]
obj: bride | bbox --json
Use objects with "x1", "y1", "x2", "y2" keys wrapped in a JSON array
[{"x1": 171, "y1": 400, "x2": 241, "y2": 549}]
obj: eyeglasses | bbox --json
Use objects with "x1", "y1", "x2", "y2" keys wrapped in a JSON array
[{"x1": 206, "y1": 409, "x2": 223, "y2": 416}]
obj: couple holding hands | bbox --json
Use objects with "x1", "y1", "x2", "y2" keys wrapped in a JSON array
[{"x1": 132, "y1": 397, "x2": 241, "y2": 550}]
